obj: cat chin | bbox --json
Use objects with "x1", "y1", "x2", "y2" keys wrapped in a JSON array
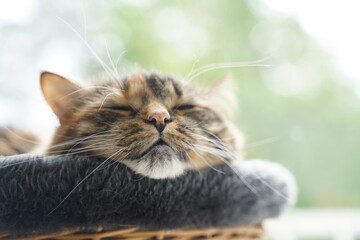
[
  {"x1": 122, "y1": 145, "x2": 187, "y2": 179},
  {"x1": 122, "y1": 157, "x2": 186, "y2": 179}
]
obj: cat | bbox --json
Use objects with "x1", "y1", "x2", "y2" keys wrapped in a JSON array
[
  {"x1": 0, "y1": 127, "x2": 39, "y2": 155},
  {"x1": 3, "y1": 71, "x2": 245, "y2": 179}
]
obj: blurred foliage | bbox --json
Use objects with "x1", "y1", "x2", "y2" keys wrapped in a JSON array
[
  {"x1": 1, "y1": 0, "x2": 360, "y2": 207},
  {"x1": 92, "y1": 0, "x2": 360, "y2": 207}
]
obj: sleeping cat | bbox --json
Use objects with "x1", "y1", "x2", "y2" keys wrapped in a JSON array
[{"x1": 39, "y1": 71, "x2": 244, "y2": 179}]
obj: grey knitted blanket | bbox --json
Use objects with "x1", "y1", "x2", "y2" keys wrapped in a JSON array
[{"x1": 0, "y1": 155, "x2": 296, "y2": 236}]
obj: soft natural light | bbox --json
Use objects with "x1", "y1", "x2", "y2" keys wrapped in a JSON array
[
  {"x1": 1, "y1": 1, "x2": 360, "y2": 240},
  {"x1": 0, "y1": 0, "x2": 36, "y2": 24},
  {"x1": 263, "y1": 0, "x2": 360, "y2": 93}
]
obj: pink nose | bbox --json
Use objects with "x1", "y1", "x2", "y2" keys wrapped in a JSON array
[{"x1": 147, "y1": 107, "x2": 171, "y2": 132}]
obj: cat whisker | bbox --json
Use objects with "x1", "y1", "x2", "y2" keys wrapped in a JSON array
[
  {"x1": 97, "y1": 92, "x2": 121, "y2": 112},
  {"x1": 98, "y1": 158, "x2": 119, "y2": 171},
  {"x1": 190, "y1": 126, "x2": 236, "y2": 146},
  {"x1": 193, "y1": 143, "x2": 259, "y2": 196},
  {"x1": 98, "y1": 149, "x2": 128, "y2": 165},
  {"x1": 190, "y1": 148, "x2": 226, "y2": 175},
  {"x1": 193, "y1": 136, "x2": 291, "y2": 201},
  {"x1": 188, "y1": 58, "x2": 200, "y2": 79},
  {"x1": 46, "y1": 130, "x2": 117, "y2": 150},
  {"x1": 194, "y1": 144, "x2": 231, "y2": 159},
  {"x1": 56, "y1": 16, "x2": 117, "y2": 81},
  {"x1": 47, "y1": 143, "x2": 116, "y2": 155},
  {"x1": 191, "y1": 133, "x2": 231, "y2": 153},
  {"x1": 115, "y1": 50, "x2": 127, "y2": 71},
  {"x1": 183, "y1": 151, "x2": 203, "y2": 177},
  {"x1": 245, "y1": 166, "x2": 291, "y2": 201},
  {"x1": 195, "y1": 131, "x2": 281, "y2": 157},
  {"x1": 104, "y1": 39, "x2": 120, "y2": 77},
  {"x1": 48, "y1": 159, "x2": 110, "y2": 215},
  {"x1": 48, "y1": 148, "x2": 125, "y2": 215},
  {"x1": 47, "y1": 148, "x2": 107, "y2": 156},
  {"x1": 245, "y1": 136, "x2": 281, "y2": 149},
  {"x1": 183, "y1": 57, "x2": 273, "y2": 85},
  {"x1": 65, "y1": 145, "x2": 112, "y2": 155}
]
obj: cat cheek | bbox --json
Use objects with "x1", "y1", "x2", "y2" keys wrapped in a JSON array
[{"x1": 75, "y1": 122, "x2": 96, "y2": 135}]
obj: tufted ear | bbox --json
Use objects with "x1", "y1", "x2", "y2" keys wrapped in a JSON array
[
  {"x1": 207, "y1": 75, "x2": 238, "y2": 118},
  {"x1": 40, "y1": 71, "x2": 83, "y2": 124}
]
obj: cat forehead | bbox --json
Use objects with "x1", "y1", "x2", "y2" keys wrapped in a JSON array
[
  {"x1": 124, "y1": 73, "x2": 182, "y2": 99},
  {"x1": 95, "y1": 73, "x2": 186, "y2": 108}
]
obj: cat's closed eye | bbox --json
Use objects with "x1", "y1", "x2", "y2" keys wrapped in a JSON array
[
  {"x1": 108, "y1": 106, "x2": 133, "y2": 111},
  {"x1": 173, "y1": 104, "x2": 195, "y2": 111},
  {"x1": 106, "y1": 105, "x2": 136, "y2": 114}
]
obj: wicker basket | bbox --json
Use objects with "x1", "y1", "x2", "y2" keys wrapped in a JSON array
[{"x1": 0, "y1": 225, "x2": 263, "y2": 240}]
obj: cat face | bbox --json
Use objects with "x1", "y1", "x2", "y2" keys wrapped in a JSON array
[{"x1": 41, "y1": 71, "x2": 243, "y2": 178}]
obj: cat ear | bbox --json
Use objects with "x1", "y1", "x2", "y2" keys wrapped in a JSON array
[
  {"x1": 40, "y1": 71, "x2": 83, "y2": 124},
  {"x1": 207, "y1": 75, "x2": 238, "y2": 118}
]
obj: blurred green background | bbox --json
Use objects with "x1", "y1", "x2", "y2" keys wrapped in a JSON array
[{"x1": 1, "y1": 0, "x2": 359, "y2": 208}]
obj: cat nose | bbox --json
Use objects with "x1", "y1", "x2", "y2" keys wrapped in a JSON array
[{"x1": 146, "y1": 106, "x2": 171, "y2": 132}]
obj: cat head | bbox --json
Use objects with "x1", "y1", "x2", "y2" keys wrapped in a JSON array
[{"x1": 41, "y1": 71, "x2": 244, "y2": 179}]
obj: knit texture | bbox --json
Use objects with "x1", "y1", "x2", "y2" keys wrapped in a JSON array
[{"x1": 0, "y1": 155, "x2": 296, "y2": 236}]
